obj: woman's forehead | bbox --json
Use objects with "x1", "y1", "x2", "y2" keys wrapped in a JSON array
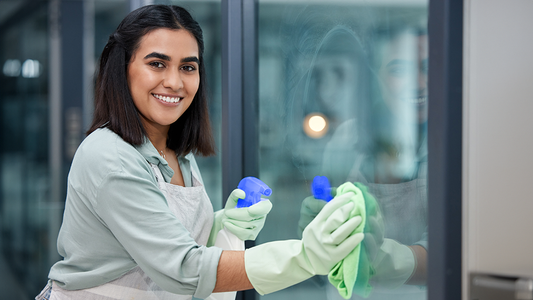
[{"x1": 135, "y1": 28, "x2": 199, "y2": 59}]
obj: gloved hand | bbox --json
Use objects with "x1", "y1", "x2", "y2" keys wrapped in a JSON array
[
  {"x1": 362, "y1": 207, "x2": 385, "y2": 262},
  {"x1": 244, "y1": 191, "x2": 365, "y2": 295},
  {"x1": 346, "y1": 184, "x2": 414, "y2": 289},
  {"x1": 369, "y1": 238, "x2": 416, "y2": 288},
  {"x1": 207, "y1": 189, "x2": 272, "y2": 247},
  {"x1": 297, "y1": 184, "x2": 339, "y2": 237},
  {"x1": 297, "y1": 196, "x2": 327, "y2": 238}
]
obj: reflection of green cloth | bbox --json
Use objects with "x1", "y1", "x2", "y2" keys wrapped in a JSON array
[{"x1": 328, "y1": 182, "x2": 377, "y2": 299}]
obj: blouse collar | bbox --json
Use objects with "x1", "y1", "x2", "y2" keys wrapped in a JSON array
[{"x1": 135, "y1": 137, "x2": 174, "y2": 182}]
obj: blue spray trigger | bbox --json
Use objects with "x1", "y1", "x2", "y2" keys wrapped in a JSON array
[
  {"x1": 235, "y1": 177, "x2": 272, "y2": 208},
  {"x1": 311, "y1": 176, "x2": 333, "y2": 202}
]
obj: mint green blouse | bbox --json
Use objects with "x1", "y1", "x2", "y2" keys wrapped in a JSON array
[{"x1": 48, "y1": 128, "x2": 222, "y2": 299}]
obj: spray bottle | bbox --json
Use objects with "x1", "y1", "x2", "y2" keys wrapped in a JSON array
[
  {"x1": 311, "y1": 175, "x2": 333, "y2": 202},
  {"x1": 214, "y1": 177, "x2": 272, "y2": 250}
]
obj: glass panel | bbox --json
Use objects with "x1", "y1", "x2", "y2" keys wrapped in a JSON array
[{"x1": 257, "y1": 1, "x2": 428, "y2": 300}]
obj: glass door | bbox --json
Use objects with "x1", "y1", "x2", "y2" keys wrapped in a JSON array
[{"x1": 256, "y1": 1, "x2": 429, "y2": 299}]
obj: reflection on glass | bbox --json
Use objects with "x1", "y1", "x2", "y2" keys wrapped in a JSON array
[
  {"x1": 258, "y1": 2, "x2": 428, "y2": 300},
  {"x1": 304, "y1": 113, "x2": 329, "y2": 139}
]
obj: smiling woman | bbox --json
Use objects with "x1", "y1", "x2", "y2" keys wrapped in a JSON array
[
  {"x1": 127, "y1": 28, "x2": 201, "y2": 186},
  {"x1": 128, "y1": 29, "x2": 200, "y2": 129},
  {"x1": 34, "y1": 4, "x2": 365, "y2": 300}
]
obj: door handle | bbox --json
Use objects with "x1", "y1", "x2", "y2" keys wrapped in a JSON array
[{"x1": 470, "y1": 273, "x2": 533, "y2": 300}]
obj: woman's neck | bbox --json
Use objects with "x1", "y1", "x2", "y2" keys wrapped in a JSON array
[{"x1": 142, "y1": 121, "x2": 169, "y2": 153}]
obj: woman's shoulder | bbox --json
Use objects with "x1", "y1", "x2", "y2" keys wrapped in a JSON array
[
  {"x1": 72, "y1": 128, "x2": 148, "y2": 176},
  {"x1": 79, "y1": 127, "x2": 134, "y2": 156}
]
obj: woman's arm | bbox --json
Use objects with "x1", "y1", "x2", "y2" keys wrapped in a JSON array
[
  {"x1": 212, "y1": 191, "x2": 365, "y2": 295},
  {"x1": 212, "y1": 251, "x2": 253, "y2": 293},
  {"x1": 406, "y1": 245, "x2": 427, "y2": 285}
]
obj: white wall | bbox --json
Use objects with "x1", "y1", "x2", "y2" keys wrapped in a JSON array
[{"x1": 463, "y1": 0, "x2": 533, "y2": 298}]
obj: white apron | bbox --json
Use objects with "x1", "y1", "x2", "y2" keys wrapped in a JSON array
[{"x1": 43, "y1": 163, "x2": 232, "y2": 300}]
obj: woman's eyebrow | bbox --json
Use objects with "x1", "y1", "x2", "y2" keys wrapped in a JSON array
[
  {"x1": 182, "y1": 56, "x2": 200, "y2": 64},
  {"x1": 385, "y1": 59, "x2": 412, "y2": 68},
  {"x1": 144, "y1": 52, "x2": 171, "y2": 61}
]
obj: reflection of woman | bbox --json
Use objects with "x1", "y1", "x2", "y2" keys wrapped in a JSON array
[
  {"x1": 279, "y1": 6, "x2": 376, "y2": 178},
  {"x1": 35, "y1": 5, "x2": 364, "y2": 300},
  {"x1": 301, "y1": 23, "x2": 429, "y2": 300},
  {"x1": 362, "y1": 23, "x2": 428, "y2": 281},
  {"x1": 336, "y1": 26, "x2": 427, "y2": 299}
]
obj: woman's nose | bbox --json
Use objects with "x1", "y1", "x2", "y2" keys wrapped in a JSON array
[
  {"x1": 418, "y1": 71, "x2": 428, "y2": 91},
  {"x1": 163, "y1": 69, "x2": 183, "y2": 91}
]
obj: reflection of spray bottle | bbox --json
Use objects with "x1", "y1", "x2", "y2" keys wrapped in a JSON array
[
  {"x1": 215, "y1": 177, "x2": 272, "y2": 251},
  {"x1": 311, "y1": 175, "x2": 333, "y2": 202}
]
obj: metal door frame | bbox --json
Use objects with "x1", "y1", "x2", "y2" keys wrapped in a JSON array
[{"x1": 427, "y1": 0, "x2": 463, "y2": 299}]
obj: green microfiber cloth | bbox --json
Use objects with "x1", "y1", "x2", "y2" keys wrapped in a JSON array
[{"x1": 328, "y1": 182, "x2": 377, "y2": 299}]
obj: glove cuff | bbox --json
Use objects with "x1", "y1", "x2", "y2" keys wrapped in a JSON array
[
  {"x1": 370, "y1": 239, "x2": 416, "y2": 288},
  {"x1": 207, "y1": 209, "x2": 225, "y2": 247},
  {"x1": 244, "y1": 240, "x2": 315, "y2": 295}
]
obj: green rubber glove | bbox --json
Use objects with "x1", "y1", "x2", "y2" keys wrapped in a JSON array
[
  {"x1": 369, "y1": 238, "x2": 416, "y2": 288},
  {"x1": 244, "y1": 192, "x2": 365, "y2": 295},
  {"x1": 297, "y1": 186, "x2": 338, "y2": 237},
  {"x1": 207, "y1": 189, "x2": 273, "y2": 247},
  {"x1": 297, "y1": 196, "x2": 327, "y2": 238},
  {"x1": 347, "y1": 184, "x2": 415, "y2": 289}
]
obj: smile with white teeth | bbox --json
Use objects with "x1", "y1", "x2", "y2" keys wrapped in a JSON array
[
  {"x1": 153, "y1": 93, "x2": 182, "y2": 103},
  {"x1": 404, "y1": 96, "x2": 427, "y2": 105}
]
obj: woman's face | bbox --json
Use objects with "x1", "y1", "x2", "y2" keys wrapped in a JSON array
[
  {"x1": 378, "y1": 32, "x2": 428, "y2": 124},
  {"x1": 127, "y1": 28, "x2": 200, "y2": 131}
]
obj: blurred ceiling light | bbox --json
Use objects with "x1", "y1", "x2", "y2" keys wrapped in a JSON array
[
  {"x1": 3, "y1": 59, "x2": 21, "y2": 77},
  {"x1": 22, "y1": 59, "x2": 41, "y2": 78},
  {"x1": 303, "y1": 112, "x2": 329, "y2": 138}
]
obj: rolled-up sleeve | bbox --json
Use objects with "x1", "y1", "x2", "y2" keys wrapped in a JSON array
[
  {"x1": 413, "y1": 228, "x2": 428, "y2": 250},
  {"x1": 94, "y1": 166, "x2": 222, "y2": 298}
]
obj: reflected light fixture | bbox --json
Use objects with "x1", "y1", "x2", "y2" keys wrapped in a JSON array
[
  {"x1": 3, "y1": 59, "x2": 21, "y2": 77},
  {"x1": 22, "y1": 59, "x2": 41, "y2": 78},
  {"x1": 303, "y1": 112, "x2": 329, "y2": 139}
]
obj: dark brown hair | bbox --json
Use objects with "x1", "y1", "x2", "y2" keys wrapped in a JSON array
[{"x1": 87, "y1": 5, "x2": 215, "y2": 156}]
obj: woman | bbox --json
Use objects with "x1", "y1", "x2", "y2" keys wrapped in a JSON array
[{"x1": 36, "y1": 5, "x2": 364, "y2": 300}]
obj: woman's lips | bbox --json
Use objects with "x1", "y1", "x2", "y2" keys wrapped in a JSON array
[{"x1": 152, "y1": 93, "x2": 182, "y2": 104}]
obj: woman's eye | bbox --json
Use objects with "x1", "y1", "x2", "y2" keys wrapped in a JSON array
[
  {"x1": 420, "y1": 60, "x2": 429, "y2": 74},
  {"x1": 387, "y1": 65, "x2": 412, "y2": 77},
  {"x1": 182, "y1": 65, "x2": 197, "y2": 72},
  {"x1": 149, "y1": 61, "x2": 165, "y2": 68}
]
